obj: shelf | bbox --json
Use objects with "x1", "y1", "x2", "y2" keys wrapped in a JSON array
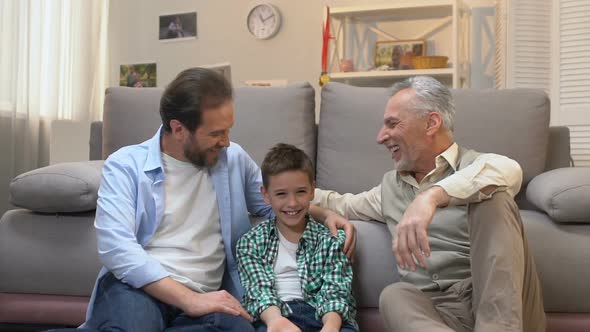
[
  {"x1": 326, "y1": 0, "x2": 470, "y2": 88},
  {"x1": 330, "y1": 0, "x2": 455, "y2": 21},
  {"x1": 330, "y1": 0, "x2": 455, "y2": 15},
  {"x1": 329, "y1": 68, "x2": 454, "y2": 82}
]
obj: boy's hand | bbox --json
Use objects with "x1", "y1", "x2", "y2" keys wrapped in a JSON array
[
  {"x1": 261, "y1": 306, "x2": 301, "y2": 332},
  {"x1": 321, "y1": 312, "x2": 342, "y2": 332},
  {"x1": 324, "y1": 212, "x2": 357, "y2": 261},
  {"x1": 267, "y1": 317, "x2": 302, "y2": 332},
  {"x1": 320, "y1": 327, "x2": 340, "y2": 332}
]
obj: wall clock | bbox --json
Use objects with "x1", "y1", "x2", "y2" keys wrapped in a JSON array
[{"x1": 247, "y1": 3, "x2": 282, "y2": 40}]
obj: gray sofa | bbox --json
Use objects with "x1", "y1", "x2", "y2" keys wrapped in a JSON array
[{"x1": 1, "y1": 82, "x2": 589, "y2": 332}]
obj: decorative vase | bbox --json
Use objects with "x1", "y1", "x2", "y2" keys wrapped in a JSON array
[
  {"x1": 400, "y1": 52, "x2": 414, "y2": 70},
  {"x1": 339, "y1": 59, "x2": 354, "y2": 72}
]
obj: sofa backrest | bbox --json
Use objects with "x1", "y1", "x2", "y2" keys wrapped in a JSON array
[
  {"x1": 232, "y1": 83, "x2": 316, "y2": 165},
  {"x1": 102, "y1": 87, "x2": 162, "y2": 159},
  {"x1": 316, "y1": 82, "x2": 552, "y2": 195},
  {"x1": 316, "y1": 83, "x2": 392, "y2": 194},
  {"x1": 102, "y1": 82, "x2": 563, "y2": 204},
  {"x1": 102, "y1": 83, "x2": 316, "y2": 166}
]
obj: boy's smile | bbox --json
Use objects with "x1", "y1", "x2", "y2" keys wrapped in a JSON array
[{"x1": 261, "y1": 170, "x2": 315, "y2": 240}]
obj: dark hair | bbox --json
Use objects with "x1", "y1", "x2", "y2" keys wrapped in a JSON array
[
  {"x1": 261, "y1": 143, "x2": 314, "y2": 188},
  {"x1": 160, "y1": 67, "x2": 233, "y2": 133}
]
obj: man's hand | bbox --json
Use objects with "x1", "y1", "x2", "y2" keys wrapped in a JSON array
[
  {"x1": 393, "y1": 186, "x2": 449, "y2": 271},
  {"x1": 182, "y1": 290, "x2": 253, "y2": 322},
  {"x1": 143, "y1": 277, "x2": 252, "y2": 322},
  {"x1": 309, "y1": 205, "x2": 357, "y2": 261},
  {"x1": 324, "y1": 212, "x2": 356, "y2": 261}
]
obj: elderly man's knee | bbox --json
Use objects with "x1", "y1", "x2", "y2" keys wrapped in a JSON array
[
  {"x1": 380, "y1": 282, "x2": 419, "y2": 311},
  {"x1": 468, "y1": 191, "x2": 519, "y2": 221}
]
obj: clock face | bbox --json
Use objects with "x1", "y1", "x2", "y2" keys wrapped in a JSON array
[{"x1": 247, "y1": 4, "x2": 281, "y2": 40}]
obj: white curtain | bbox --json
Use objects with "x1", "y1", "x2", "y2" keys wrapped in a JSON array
[{"x1": 0, "y1": 0, "x2": 109, "y2": 214}]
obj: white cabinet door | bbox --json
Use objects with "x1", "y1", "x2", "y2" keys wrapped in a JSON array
[
  {"x1": 495, "y1": 0, "x2": 552, "y2": 90},
  {"x1": 551, "y1": 0, "x2": 590, "y2": 166},
  {"x1": 497, "y1": 0, "x2": 590, "y2": 166}
]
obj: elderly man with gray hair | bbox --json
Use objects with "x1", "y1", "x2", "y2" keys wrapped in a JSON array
[{"x1": 313, "y1": 76, "x2": 545, "y2": 331}]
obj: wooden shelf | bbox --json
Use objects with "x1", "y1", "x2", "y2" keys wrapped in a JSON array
[{"x1": 329, "y1": 68, "x2": 454, "y2": 83}]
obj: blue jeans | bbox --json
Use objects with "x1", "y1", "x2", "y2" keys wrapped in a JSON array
[
  {"x1": 252, "y1": 301, "x2": 358, "y2": 332},
  {"x1": 47, "y1": 272, "x2": 254, "y2": 332}
]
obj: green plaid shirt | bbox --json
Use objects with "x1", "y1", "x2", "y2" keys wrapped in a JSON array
[{"x1": 236, "y1": 216, "x2": 357, "y2": 328}]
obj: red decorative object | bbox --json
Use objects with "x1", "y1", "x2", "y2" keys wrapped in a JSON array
[
  {"x1": 321, "y1": 6, "x2": 331, "y2": 73},
  {"x1": 319, "y1": 6, "x2": 333, "y2": 87}
]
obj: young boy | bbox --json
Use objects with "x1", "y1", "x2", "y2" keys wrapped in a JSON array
[{"x1": 237, "y1": 143, "x2": 358, "y2": 332}]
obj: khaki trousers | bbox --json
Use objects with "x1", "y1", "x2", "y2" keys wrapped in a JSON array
[{"x1": 379, "y1": 192, "x2": 546, "y2": 332}]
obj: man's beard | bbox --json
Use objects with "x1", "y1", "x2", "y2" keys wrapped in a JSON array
[
  {"x1": 393, "y1": 159, "x2": 414, "y2": 172},
  {"x1": 183, "y1": 139, "x2": 218, "y2": 168}
]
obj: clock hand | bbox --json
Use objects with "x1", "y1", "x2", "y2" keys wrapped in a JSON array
[
  {"x1": 258, "y1": 13, "x2": 264, "y2": 22},
  {"x1": 262, "y1": 13, "x2": 274, "y2": 22}
]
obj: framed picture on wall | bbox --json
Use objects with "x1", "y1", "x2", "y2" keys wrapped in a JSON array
[
  {"x1": 119, "y1": 62, "x2": 157, "y2": 87},
  {"x1": 374, "y1": 39, "x2": 426, "y2": 69},
  {"x1": 159, "y1": 12, "x2": 197, "y2": 41}
]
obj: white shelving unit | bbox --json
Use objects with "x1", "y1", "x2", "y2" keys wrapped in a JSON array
[{"x1": 326, "y1": 0, "x2": 471, "y2": 88}]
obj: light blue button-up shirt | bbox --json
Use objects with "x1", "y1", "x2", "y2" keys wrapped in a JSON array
[{"x1": 85, "y1": 127, "x2": 272, "y2": 321}]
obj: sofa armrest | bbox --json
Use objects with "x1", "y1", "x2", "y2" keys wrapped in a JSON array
[
  {"x1": 9, "y1": 160, "x2": 104, "y2": 213},
  {"x1": 546, "y1": 126, "x2": 571, "y2": 170},
  {"x1": 526, "y1": 167, "x2": 590, "y2": 223},
  {"x1": 90, "y1": 121, "x2": 103, "y2": 160}
]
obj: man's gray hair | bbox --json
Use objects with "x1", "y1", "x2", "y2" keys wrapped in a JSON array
[{"x1": 390, "y1": 76, "x2": 455, "y2": 132}]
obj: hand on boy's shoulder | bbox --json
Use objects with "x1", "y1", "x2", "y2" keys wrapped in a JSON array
[
  {"x1": 314, "y1": 221, "x2": 346, "y2": 248},
  {"x1": 324, "y1": 227, "x2": 347, "y2": 253},
  {"x1": 334, "y1": 229, "x2": 347, "y2": 243},
  {"x1": 334, "y1": 230, "x2": 348, "y2": 255}
]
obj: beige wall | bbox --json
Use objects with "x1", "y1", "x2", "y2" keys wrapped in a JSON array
[
  {"x1": 108, "y1": 0, "x2": 496, "y2": 92},
  {"x1": 109, "y1": 0, "x2": 324, "y2": 91}
]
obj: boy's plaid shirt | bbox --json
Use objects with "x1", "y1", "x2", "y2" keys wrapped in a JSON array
[{"x1": 236, "y1": 216, "x2": 357, "y2": 328}]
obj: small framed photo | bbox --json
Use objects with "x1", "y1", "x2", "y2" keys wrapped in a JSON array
[
  {"x1": 159, "y1": 12, "x2": 197, "y2": 41},
  {"x1": 374, "y1": 39, "x2": 426, "y2": 69},
  {"x1": 119, "y1": 63, "x2": 157, "y2": 88}
]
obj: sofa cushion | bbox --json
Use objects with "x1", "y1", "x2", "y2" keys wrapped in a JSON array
[
  {"x1": 103, "y1": 83, "x2": 316, "y2": 166},
  {"x1": 452, "y1": 88, "x2": 550, "y2": 185},
  {"x1": 526, "y1": 167, "x2": 590, "y2": 223},
  {"x1": 317, "y1": 83, "x2": 394, "y2": 193},
  {"x1": 9, "y1": 161, "x2": 104, "y2": 213},
  {"x1": 103, "y1": 87, "x2": 163, "y2": 159},
  {"x1": 317, "y1": 83, "x2": 550, "y2": 194},
  {"x1": 522, "y1": 210, "x2": 590, "y2": 312},
  {"x1": 351, "y1": 220, "x2": 399, "y2": 308},
  {"x1": 232, "y1": 82, "x2": 316, "y2": 166},
  {"x1": 0, "y1": 209, "x2": 100, "y2": 296}
]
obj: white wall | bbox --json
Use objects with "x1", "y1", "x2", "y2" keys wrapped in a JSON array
[{"x1": 108, "y1": 0, "x2": 496, "y2": 94}]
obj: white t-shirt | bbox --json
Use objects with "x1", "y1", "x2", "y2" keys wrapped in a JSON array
[
  {"x1": 145, "y1": 153, "x2": 225, "y2": 293},
  {"x1": 274, "y1": 229, "x2": 304, "y2": 301}
]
